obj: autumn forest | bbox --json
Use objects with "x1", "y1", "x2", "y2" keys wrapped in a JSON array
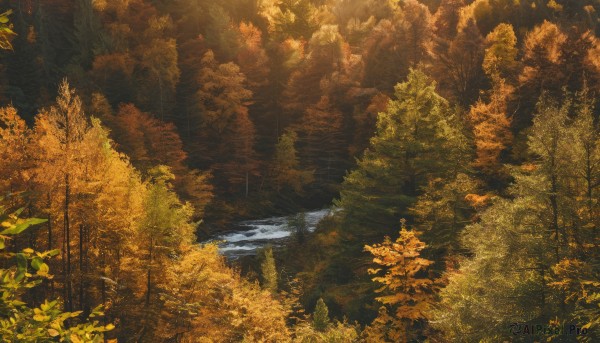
[{"x1": 1, "y1": 0, "x2": 600, "y2": 342}]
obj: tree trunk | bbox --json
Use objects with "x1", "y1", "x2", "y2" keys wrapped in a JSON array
[
  {"x1": 65, "y1": 172, "x2": 73, "y2": 313},
  {"x1": 146, "y1": 237, "x2": 153, "y2": 307}
]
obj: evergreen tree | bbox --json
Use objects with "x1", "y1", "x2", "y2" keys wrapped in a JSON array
[
  {"x1": 288, "y1": 212, "x2": 309, "y2": 245},
  {"x1": 337, "y1": 69, "x2": 469, "y2": 234},
  {"x1": 432, "y1": 94, "x2": 600, "y2": 341},
  {"x1": 271, "y1": 130, "x2": 313, "y2": 194},
  {"x1": 468, "y1": 78, "x2": 513, "y2": 179},
  {"x1": 482, "y1": 23, "x2": 518, "y2": 82},
  {"x1": 260, "y1": 245, "x2": 278, "y2": 293},
  {"x1": 312, "y1": 298, "x2": 330, "y2": 332},
  {"x1": 411, "y1": 173, "x2": 479, "y2": 259}
]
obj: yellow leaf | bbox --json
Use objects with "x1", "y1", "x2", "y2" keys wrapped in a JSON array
[{"x1": 47, "y1": 328, "x2": 59, "y2": 337}]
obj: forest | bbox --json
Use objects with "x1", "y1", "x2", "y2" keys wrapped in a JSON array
[{"x1": 0, "y1": 0, "x2": 599, "y2": 342}]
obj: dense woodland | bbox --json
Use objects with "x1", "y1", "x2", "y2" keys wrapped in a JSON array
[{"x1": 1, "y1": 0, "x2": 600, "y2": 342}]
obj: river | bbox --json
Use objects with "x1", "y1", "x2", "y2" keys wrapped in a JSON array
[{"x1": 207, "y1": 209, "x2": 332, "y2": 259}]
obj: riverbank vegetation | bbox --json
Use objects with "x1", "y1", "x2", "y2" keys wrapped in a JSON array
[{"x1": 1, "y1": 0, "x2": 600, "y2": 341}]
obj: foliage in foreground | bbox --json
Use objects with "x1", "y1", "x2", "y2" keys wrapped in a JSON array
[{"x1": 0, "y1": 199, "x2": 111, "y2": 342}]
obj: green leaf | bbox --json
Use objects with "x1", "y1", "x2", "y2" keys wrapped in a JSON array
[
  {"x1": 31, "y1": 257, "x2": 43, "y2": 270},
  {"x1": 16, "y1": 253, "x2": 27, "y2": 272},
  {"x1": 45, "y1": 249, "x2": 60, "y2": 257},
  {"x1": 1, "y1": 218, "x2": 46, "y2": 235}
]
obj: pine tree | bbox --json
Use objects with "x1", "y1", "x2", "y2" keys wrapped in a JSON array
[
  {"x1": 364, "y1": 220, "x2": 436, "y2": 343},
  {"x1": 312, "y1": 298, "x2": 330, "y2": 332},
  {"x1": 271, "y1": 130, "x2": 313, "y2": 194},
  {"x1": 468, "y1": 78, "x2": 513, "y2": 178},
  {"x1": 295, "y1": 96, "x2": 346, "y2": 196},
  {"x1": 190, "y1": 50, "x2": 252, "y2": 166},
  {"x1": 482, "y1": 23, "x2": 518, "y2": 82},
  {"x1": 432, "y1": 94, "x2": 600, "y2": 342},
  {"x1": 411, "y1": 173, "x2": 479, "y2": 258},
  {"x1": 337, "y1": 69, "x2": 469, "y2": 234},
  {"x1": 216, "y1": 108, "x2": 260, "y2": 197},
  {"x1": 135, "y1": 38, "x2": 180, "y2": 121},
  {"x1": 32, "y1": 80, "x2": 91, "y2": 313},
  {"x1": 260, "y1": 245, "x2": 278, "y2": 293}
]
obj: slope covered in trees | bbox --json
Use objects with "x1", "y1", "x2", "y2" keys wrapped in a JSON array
[{"x1": 0, "y1": 0, "x2": 600, "y2": 341}]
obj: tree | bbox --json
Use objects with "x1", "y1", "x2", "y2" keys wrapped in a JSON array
[
  {"x1": 295, "y1": 96, "x2": 346, "y2": 196},
  {"x1": 337, "y1": 69, "x2": 469, "y2": 234},
  {"x1": 236, "y1": 22, "x2": 270, "y2": 90},
  {"x1": 364, "y1": 221, "x2": 436, "y2": 343},
  {"x1": 431, "y1": 94, "x2": 600, "y2": 341},
  {"x1": 362, "y1": 1, "x2": 433, "y2": 92},
  {"x1": 190, "y1": 50, "x2": 252, "y2": 166},
  {"x1": 432, "y1": 0, "x2": 465, "y2": 40},
  {"x1": 140, "y1": 166, "x2": 194, "y2": 306},
  {"x1": 0, "y1": 106, "x2": 30, "y2": 197},
  {"x1": 410, "y1": 173, "x2": 480, "y2": 259},
  {"x1": 32, "y1": 80, "x2": 92, "y2": 313},
  {"x1": 271, "y1": 130, "x2": 313, "y2": 194},
  {"x1": 101, "y1": 103, "x2": 213, "y2": 218},
  {"x1": 216, "y1": 108, "x2": 260, "y2": 197},
  {"x1": 482, "y1": 23, "x2": 518, "y2": 82},
  {"x1": 468, "y1": 78, "x2": 513, "y2": 178},
  {"x1": 282, "y1": 24, "x2": 350, "y2": 116},
  {"x1": 288, "y1": 212, "x2": 309, "y2": 245},
  {"x1": 361, "y1": 306, "x2": 403, "y2": 343},
  {"x1": 516, "y1": 20, "x2": 566, "y2": 130},
  {"x1": 204, "y1": 4, "x2": 240, "y2": 61},
  {"x1": 262, "y1": 0, "x2": 319, "y2": 40},
  {"x1": 431, "y1": 18, "x2": 485, "y2": 106},
  {"x1": 260, "y1": 245, "x2": 278, "y2": 293},
  {"x1": 91, "y1": 53, "x2": 135, "y2": 107},
  {"x1": 135, "y1": 38, "x2": 180, "y2": 121},
  {"x1": 312, "y1": 298, "x2": 330, "y2": 332}
]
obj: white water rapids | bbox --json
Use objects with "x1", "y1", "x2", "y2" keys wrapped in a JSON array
[{"x1": 208, "y1": 209, "x2": 332, "y2": 258}]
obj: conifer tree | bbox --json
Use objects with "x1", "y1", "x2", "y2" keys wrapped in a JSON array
[
  {"x1": 271, "y1": 130, "x2": 313, "y2": 194},
  {"x1": 482, "y1": 23, "x2": 518, "y2": 82},
  {"x1": 468, "y1": 78, "x2": 513, "y2": 178},
  {"x1": 260, "y1": 245, "x2": 278, "y2": 294},
  {"x1": 432, "y1": 94, "x2": 600, "y2": 341},
  {"x1": 365, "y1": 220, "x2": 436, "y2": 343},
  {"x1": 312, "y1": 298, "x2": 330, "y2": 332},
  {"x1": 337, "y1": 69, "x2": 469, "y2": 233}
]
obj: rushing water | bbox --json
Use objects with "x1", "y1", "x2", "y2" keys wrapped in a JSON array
[{"x1": 208, "y1": 209, "x2": 332, "y2": 258}]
